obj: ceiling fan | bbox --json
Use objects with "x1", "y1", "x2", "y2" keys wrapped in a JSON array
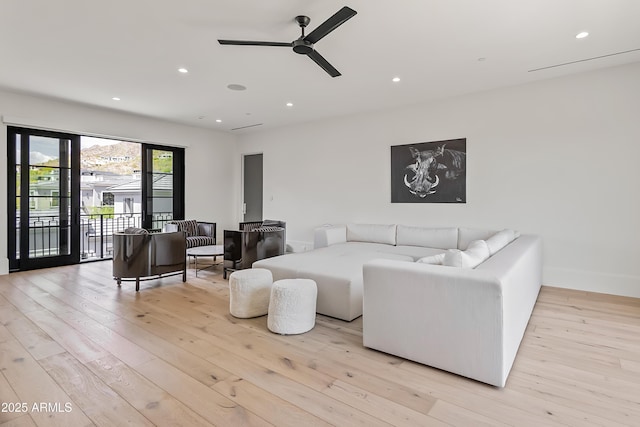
[{"x1": 218, "y1": 6, "x2": 357, "y2": 77}]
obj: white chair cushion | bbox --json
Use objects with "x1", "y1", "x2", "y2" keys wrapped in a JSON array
[
  {"x1": 396, "y1": 226, "x2": 458, "y2": 249},
  {"x1": 346, "y1": 224, "x2": 397, "y2": 245},
  {"x1": 444, "y1": 240, "x2": 490, "y2": 268}
]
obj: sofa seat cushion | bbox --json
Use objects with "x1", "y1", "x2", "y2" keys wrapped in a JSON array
[
  {"x1": 252, "y1": 243, "x2": 414, "y2": 320},
  {"x1": 388, "y1": 245, "x2": 447, "y2": 261},
  {"x1": 256, "y1": 244, "x2": 414, "y2": 275},
  {"x1": 318, "y1": 241, "x2": 397, "y2": 255},
  {"x1": 416, "y1": 253, "x2": 446, "y2": 265}
]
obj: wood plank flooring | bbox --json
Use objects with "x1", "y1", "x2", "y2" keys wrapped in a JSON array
[{"x1": 1, "y1": 261, "x2": 639, "y2": 426}]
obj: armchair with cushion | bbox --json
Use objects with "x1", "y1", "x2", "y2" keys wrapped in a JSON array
[
  {"x1": 223, "y1": 220, "x2": 286, "y2": 279},
  {"x1": 164, "y1": 219, "x2": 216, "y2": 248},
  {"x1": 112, "y1": 227, "x2": 186, "y2": 291}
]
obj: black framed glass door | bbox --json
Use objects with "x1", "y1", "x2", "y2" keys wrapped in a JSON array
[
  {"x1": 8, "y1": 127, "x2": 81, "y2": 271},
  {"x1": 141, "y1": 144, "x2": 184, "y2": 229},
  {"x1": 8, "y1": 128, "x2": 185, "y2": 272}
]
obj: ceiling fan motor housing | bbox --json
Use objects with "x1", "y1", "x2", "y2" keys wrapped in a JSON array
[{"x1": 293, "y1": 39, "x2": 314, "y2": 54}]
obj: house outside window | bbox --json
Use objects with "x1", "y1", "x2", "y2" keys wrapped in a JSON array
[{"x1": 124, "y1": 197, "x2": 133, "y2": 214}]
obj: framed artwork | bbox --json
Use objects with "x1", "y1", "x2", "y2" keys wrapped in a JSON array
[{"x1": 391, "y1": 138, "x2": 466, "y2": 203}]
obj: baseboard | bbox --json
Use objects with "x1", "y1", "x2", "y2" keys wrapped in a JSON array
[{"x1": 544, "y1": 266, "x2": 640, "y2": 299}]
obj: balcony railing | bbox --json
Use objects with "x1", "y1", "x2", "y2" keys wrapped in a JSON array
[
  {"x1": 81, "y1": 212, "x2": 174, "y2": 260},
  {"x1": 14, "y1": 212, "x2": 174, "y2": 261}
]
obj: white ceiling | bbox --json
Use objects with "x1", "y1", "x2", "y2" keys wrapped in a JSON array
[{"x1": 1, "y1": 0, "x2": 639, "y2": 133}]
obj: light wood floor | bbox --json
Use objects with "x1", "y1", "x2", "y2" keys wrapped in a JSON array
[{"x1": 1, "y1": 261, "x2": 639, "y2": 427}]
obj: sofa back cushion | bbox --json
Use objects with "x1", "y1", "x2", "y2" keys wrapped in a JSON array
[
  {"x1": 444, "y1": 240, "x2": 490, "y2": 268},
  {"x1": 346, "y1": 223, "x2": 396, "y2": 245},
  {"x1": 314, "y1": 225, "x2": 347, "y2": 248},
  {"x1": 396, "y1": 225, "x2": 458, "y2": 249},
  {"x1": 457, "y1": 228, "x2": 497, "y2": 250}
]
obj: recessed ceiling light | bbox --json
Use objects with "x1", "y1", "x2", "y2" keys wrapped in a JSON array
[
  {"x1": 286, "y1": 102, "x2": 293, "y2": 107},
  {"x1": 112, "y1": 97, "x2": 120, "y2": 101},
  {"x1": 227, "y1": 84, "x2": 247, "y2": 91},
  {"x1": 392, "y1": 77, "x2": 401, "y2": 83},
  {"x1": 178, "y1": 68, "x2": 189, "y2": 73},
  {"x1": 576, "y1": 31, "x2": 589, "y2": 39},
  {"x1": 215, "y1": 119, "x2": 222, "y2": 123}
]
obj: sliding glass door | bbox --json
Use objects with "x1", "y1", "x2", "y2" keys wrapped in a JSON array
[{"x1": 8, "y1": 127, "x2": 81, "y2": 271}]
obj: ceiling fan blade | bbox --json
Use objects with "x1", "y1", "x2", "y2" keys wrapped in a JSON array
[
  {"x1": 307, "y1": 49, "x2": 341, "y2": 77},
  {"x1": 218, "y1": 40, "x2": 292, "y2": 47},
  {"x1": 304, "y1": 6, "x2": 357, "y2": 44}
]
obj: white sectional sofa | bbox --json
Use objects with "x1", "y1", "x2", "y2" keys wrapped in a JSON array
[
  {"x1": 253, "y1": 223, "x2": 542, "y2": 386},
  {"x1": 254, "y1": 224, "x2": 446, "y2": 320},
  {"x1": 363, "y1": 229, "x2": 542, "y2": 387}
]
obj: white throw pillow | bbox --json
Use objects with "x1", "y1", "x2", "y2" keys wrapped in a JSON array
[
  {"x1": 396, "y1": 225, "x2": 458, "y2": 249},
  {"x1": 457, "y1": 228, "x2": 497, "y2": 250},
  {"x1": 416, "y1": 253, "x2": 446, "y2": 265},
  {"x1": 443, "y1": 240, "x2": 490, "y2": 268},
  {"x1": 486, "y1": 229, "x2": 517, "y2": 255},
  {"x1": 346, "y1": 223, "x2": 397, "y2": 245}
]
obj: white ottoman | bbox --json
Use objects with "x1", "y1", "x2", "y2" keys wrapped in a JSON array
[
  {"x1": 229, "y1": 268, "x2": 273, "y2": 318},
  {"x1": 268, "y1": 279, "x2": 317, "y2": 335}
]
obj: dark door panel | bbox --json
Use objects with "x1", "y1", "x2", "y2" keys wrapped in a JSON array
[{"x1": 8, "y1": 127, "x2": 81, "y2": 270}]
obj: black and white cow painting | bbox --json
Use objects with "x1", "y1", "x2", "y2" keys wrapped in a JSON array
[{"x1": 391, "y1": 138, "x2": 466, "y2": 203}]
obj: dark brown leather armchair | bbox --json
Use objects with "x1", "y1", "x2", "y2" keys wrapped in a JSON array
[
  {"x1": 112, "y1": 228, "x2": 186, "y2": 291},
  {"x1": 223, "y1": 220, "x2": 286, "y2": 279}
]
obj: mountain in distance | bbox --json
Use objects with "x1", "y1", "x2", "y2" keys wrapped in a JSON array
[
  {"x1": 81, "y1": 141, "x2": 141, "y2": 176},
  {"x1": 30, "y1": 151, "x2": 54, "y2": 164}
]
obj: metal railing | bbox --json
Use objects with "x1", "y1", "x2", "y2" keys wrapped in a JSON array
[
  {"x1": 80, "y1": 212, "x2": 174, "y2": 260},
  {"x1": 15, "y1": 212, "x2": 174, "y2": 261},
  {"x1": 24, "y1": 214, "x2": 65, "y2": 258}
]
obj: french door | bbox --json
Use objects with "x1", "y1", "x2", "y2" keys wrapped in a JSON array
[
  {"x1": 141, "y1": 144, "x2": 184, "y2": 229},
  {"x1": 8, "y1": 127, "x2": 81, "y2": 271},
  {"x1": 7, "y1": 128, "x2": 185, "y2": 272}
]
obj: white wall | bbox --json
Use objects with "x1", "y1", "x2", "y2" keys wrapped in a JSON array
[
  {"x1": 236, "y1": 62, "x2": 640, "y2": 298},
  {"x1": 0, "y1": 89, "x2": 238, "y2": 274}
]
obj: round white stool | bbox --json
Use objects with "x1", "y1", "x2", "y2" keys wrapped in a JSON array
[
  {"x1": 229, "y1": 268, "x2": 273, "y2": 318},
  {"x1": 268, "y1": 279, "x2": 317, "y2": 335}
]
